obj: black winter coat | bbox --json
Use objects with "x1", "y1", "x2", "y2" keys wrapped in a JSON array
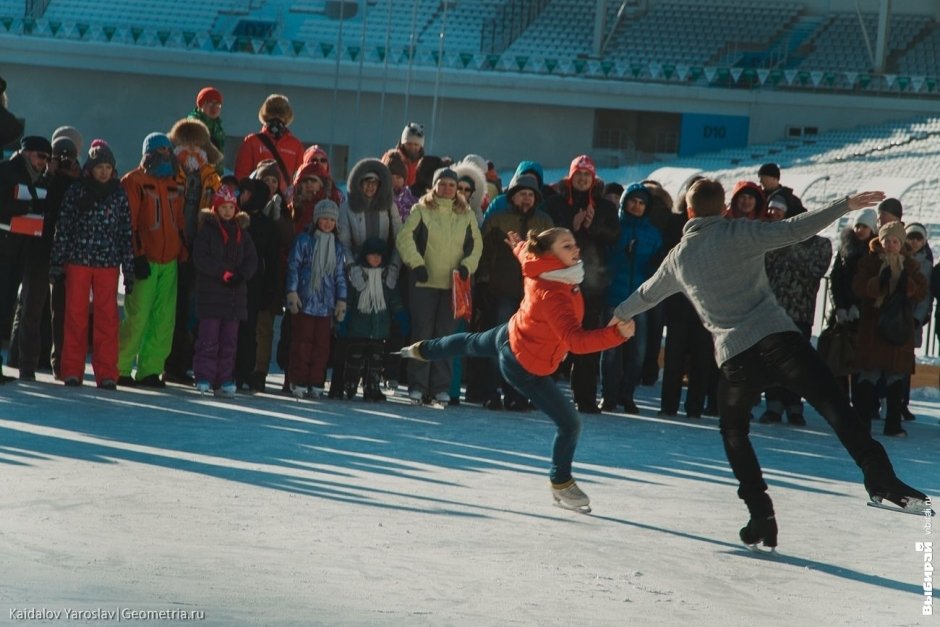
[
  {"x1": 542, "y1": 179, "x2": 620, "y2": 297},
  {"x1": 193, "y1": 210, "x2": 258, "y2": 321},
  {"x1": 0, "y1": 154, "x2": 48, "y2": 258}
]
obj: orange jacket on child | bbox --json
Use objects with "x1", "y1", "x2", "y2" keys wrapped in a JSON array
[
  {"x1": 508, "y1": 241, "x2": 624, "y2": 376},
  {"x1": 121, "y1": 168, "x2": 187, "y2": 263}
]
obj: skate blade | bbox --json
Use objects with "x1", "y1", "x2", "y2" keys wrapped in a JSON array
[
  {"x1": 867, "y1": 498, "x2": 935, "y2": 517},
  {"x1": 743, "y1": 542, "x2": 778, "y2": 555},
  {"x1": 553, "y1": 500, "x2": 592, "y2": 514}
]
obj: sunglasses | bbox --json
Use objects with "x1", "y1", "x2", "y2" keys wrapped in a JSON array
[
  {"x1": 457, "y1": 186, "x2": 473, "y2": 193},
  {"x1": 907, "y1": 233, "x2": 924, "y2": 240},
  {"x1": 308, "y1": 157, "x2": 327, "y2": 164}
]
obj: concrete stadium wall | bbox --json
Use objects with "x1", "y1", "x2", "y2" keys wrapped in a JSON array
[{"x1": 2, "y1": 35, "x2": 939, "y2": 174}]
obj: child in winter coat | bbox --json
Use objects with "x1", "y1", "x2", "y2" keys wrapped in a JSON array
[
  {"x1": 398, "y1": 227, "x2": 635, "y2": 512},
  {"x1": 51, "y1": 140, "x2": 134, "y2": 388},
  {"x1": 285, "y1": 199, "x2": 348, "y2": 398},
  {"x1": 192, "y1": 186, "x2": 258, "y2": 397},
  {"x1": 342, "y1": 237, "x2": 405, "y2": 401}
]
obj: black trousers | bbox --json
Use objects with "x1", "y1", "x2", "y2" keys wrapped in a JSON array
[
  {"x1": 569, "y1": 293, "x2": 604, "y2": 406},
  {"x1": 718, "y1": 331, "x2": 893, "y2": 516}
]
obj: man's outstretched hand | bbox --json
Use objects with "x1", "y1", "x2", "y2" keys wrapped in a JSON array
[{"x1": 847, "y1": 191, "x2": 886, "y2": 211}]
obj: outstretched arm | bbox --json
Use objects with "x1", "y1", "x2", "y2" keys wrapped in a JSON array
[{"x1": 761, "y1": 191, "x2": 884, "y2": 251}]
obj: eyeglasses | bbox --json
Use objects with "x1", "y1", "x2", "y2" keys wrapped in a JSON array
[
  {"x1": 457, "y1": 186, "x2": 473, "y2": 194},
  {"x1": 361, "y1": 178, "x2": 380, "y2": 186}
]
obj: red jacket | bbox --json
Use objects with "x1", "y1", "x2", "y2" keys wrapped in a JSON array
[
  {"x1": 234, "y1": 129, "x2": 304, "y2": 194},
  {"x1": 508, "y1": 242, "x2": 624, "y2": 376}
]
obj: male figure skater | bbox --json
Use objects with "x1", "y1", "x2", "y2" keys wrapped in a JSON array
[{"x1": 611, "y1": 179, "x2": 932, "y2": 550}]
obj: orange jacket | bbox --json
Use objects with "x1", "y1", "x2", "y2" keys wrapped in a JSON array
[
  {"x1": 234, "y1": 129, "x2": 304, "y2": 194},
  {"x1": 508, "y1": 242, "x2": 624, "y2": 376},
  {"x1": 121, "y1": 168, "x2": 187, "y2": 263}
]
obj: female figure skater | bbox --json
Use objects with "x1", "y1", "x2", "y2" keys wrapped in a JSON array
[{"x1": 399, "y1": 227, "x2": 635, "y2": 512}]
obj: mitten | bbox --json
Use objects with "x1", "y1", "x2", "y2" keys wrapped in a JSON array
[
  {"x1": 123, "y1": 280, "x2": 133, "y2": 296},
  {"x1": 457, "y1": 265, "x2": 470, "y2": 281},
  {"x1": 412, "y1": 266, "x2": 429, "y2": 283},
  {"x1": 334, "y1": 300, "x2": 347, "y2": 322},
  {"x1": 285, "y1": 291, "x2": 302, "y2": 315},
  {"x1": 348, "y1": 266, "x2": 367, "y2": 292},
  {"x1": 847, "y1": 305, "x2": 860, "y2": 321},
  {"x1": 133, "y1": 255, "x2": 151, "y2": 280},
  {"x1": 834, "y1": 308, "x2": 848, "y2": 324}
]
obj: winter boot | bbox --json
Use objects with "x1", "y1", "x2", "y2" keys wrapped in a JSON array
[
  {"x1": 344, "y1": 346, "x2": 365, "y2": 400},
  {"x1": 364, "y1": 364, "x2": 386, "y2": 402},
  {"x1": 883, "y1": 380, "x2": 907, "y2": 437},
  {"x1": 740, "y1": 492, "x2": 777, "y2": 548}
]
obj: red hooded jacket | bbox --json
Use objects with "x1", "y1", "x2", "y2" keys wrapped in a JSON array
[{"x1": 508, "y1": 242, "x2": 624, "y2": 376}]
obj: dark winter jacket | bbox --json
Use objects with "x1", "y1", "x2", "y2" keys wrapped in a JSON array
[
  {"x1": 0, "y1": 153, "x2": 48, "y2": 258},
  {"x1": 829, "y1": 228, "x2": 873, "y2": 312},
  {"x1": 765, "y1": 234, "x2": 831, "y2": 326},
  {"x1": 193, "y1": 210, "x2": 258, "y2": 321},
  {"x1": 29, "y1": 167, "x2": 77, "y2": 262},
  {"x1": 542, "y1": 179, "x2": 620, "y2": 297},
  {"x1": 606, "y1": 209, "x2": 663, "y2": 307},
  {"x1": 478, "y1": 202, "x2": 553, "y2": 300},
  {"x1": 239, "y1": 178, "x2": 281, "y2": 311},
  {"x1": 345, "y1": 265, "x2": 405, "y2": 340},
  {"x1": 51, "y1": 177, "x2": 134, "y2": 279},
  {"x1": 482, "y1": 160, "x2": 555, "y2": 221},
  {"x1": 0, "y1": 101, "x2": 23, "y2": 148},
  {"x1": 852, "y1": 239, "x2": 928, "y2": 375},
  {"x1": 765, "y1": 185, "x2": 805, "y2": 217}
]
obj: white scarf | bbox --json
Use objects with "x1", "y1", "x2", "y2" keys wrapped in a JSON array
[
  {"x1": 539, "y1": 262, "x2": 584, "y2": 285},
  {"x1": 358, "y1": 267, "x2": 387, "y2": 313},
  {"x1": 310, "y1": 230, "x2": 336, "y2": 294}
]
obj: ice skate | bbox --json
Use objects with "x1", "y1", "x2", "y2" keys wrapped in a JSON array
[
  {"x1": 195, "y1": 380, "x2": 211, "y2": 395},
  {"x1": 551, "y1": 480, "x2": 591, "y2": 514},
  {"x1": 396, "y1": 342, "x2": 426, "y2": 361},
  {"x1": 215, "y1": 381, "x2": 236, "y2": 399},
  {"x1": 866, "y1": 476, "x2": 934, "y2": 516},
  {"x1": 739, "y1": 515, "x2": 778, "y2": 553},
  {"x1": 290, "y1": 383, "x2": 307, "y2": 400},
  {"x1": 408, "y1": 389, "x2": 424, "y2": 405}
]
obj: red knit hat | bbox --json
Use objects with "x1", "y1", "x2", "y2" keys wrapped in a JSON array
[
  {"x1": 212, "y1": 185, "x2": 238, "y2": 212},
  {"x1": 568, "y1": 154, "x2": 596, "y2": 179},
  {"x1": 196, "y1": 86, "x2": 223, "y2": 107}
]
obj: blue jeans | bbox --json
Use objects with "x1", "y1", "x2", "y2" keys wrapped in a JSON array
[{"x1": 421, "y1": 324, "x2": 582, "y2": 484}]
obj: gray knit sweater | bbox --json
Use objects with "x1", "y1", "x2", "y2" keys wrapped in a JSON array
[{"x1": 613, "y1": 197, "x2": 850, "y2": 365}]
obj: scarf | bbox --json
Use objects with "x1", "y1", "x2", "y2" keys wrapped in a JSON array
[
  {"x1": 309, "y1": 229, "x2": 336, "y2": 294},
  {"x1": 143, "y1": 151, "x2": 177, "y2": 178},
  {"x1": 175, "y1": 147, "x2": 208, "y2": 173},
  {"x1": 357, "y1": 267, "x2": 387, "y2": 313},
  {"x1": 266, "y1": 120, "x2": 287, "y2": 140},
  {"x1": 875, "y1": 253, "x2": 904, "y2": 307},
  {"x1": 539, "y1": 262, "x2": 584, "y2": 285},
  {"x1": 81, "y1": 177, "x2": 118, "y2": 208}
]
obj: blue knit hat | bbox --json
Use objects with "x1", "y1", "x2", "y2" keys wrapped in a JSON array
[
  {"x1": 141, "y1": 132, "x2": 172, "y2": 156},
  {"x1": 621, "y1": 182, "x2": 652, "y2": 209}
]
